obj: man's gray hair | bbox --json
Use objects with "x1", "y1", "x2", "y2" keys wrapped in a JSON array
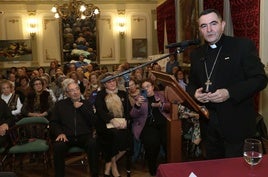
[{"x1": 62, "y1": 78, "x2": 76, "y2": 92}]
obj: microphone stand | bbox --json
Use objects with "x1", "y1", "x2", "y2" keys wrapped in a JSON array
[{"x1": 100, "y1": 47, "x2": 186, "y2": 84}]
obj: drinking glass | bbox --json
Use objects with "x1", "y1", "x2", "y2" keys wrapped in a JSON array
[{"x1": 243, "y1": 138, "x2": 263, "y2": 166}]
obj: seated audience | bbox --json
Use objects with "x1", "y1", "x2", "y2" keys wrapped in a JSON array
[
  {"x1": 174, "y1": 69, "x2": 187, "y2": 91},
  {"x1": 0, "y1": 99, "x2": 14, "y2": 147},
  {"x1": 15, "y1": 76, "x2": 31, "y2": 103},
  {"x1": 41, "y1": 76, "x2": 57, "y2": 103},
  {"x1": 7, "y1": 72, "x2": 16, "y2": 87},
  {"x1": 49, "y1": 60, "x2": 58, "y2": 82},
  {"x1": 165, "y1": 54, "x2": 179, "y2": 74},
  {"x1": 67, "y1": 71, "x2": 86, "y2": 94},
  {"x1": 21, "y1": 77, "x2": 54, "y2": 120},
  {"x1": 84, "y1": 72, "x2": 99, "y2": 100},
  {"x1": 1, "y1": 80, "x2": 22, "y2": 120},
  {"x1": 84, "y1": 63, "x2": 94, "y2": 80},
  {"x1": 38, "y1": 67, "x2": 46, "y2": 77},
  {"x1": 51, "y1": 75, "x2": 67, "y2": 102}
]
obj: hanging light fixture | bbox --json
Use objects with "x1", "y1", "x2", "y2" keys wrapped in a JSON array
[{"x1": 51, "y1": 0, "x2": 100, "y2": 20}]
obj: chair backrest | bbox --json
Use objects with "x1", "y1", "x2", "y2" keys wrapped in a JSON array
[
  {"x1": 0, "y1": 172, "x2": 17, "y2": 177},
  {"x1": 16, "y1": 117, "x2": 49, "y2": 126},
  {"x1": 9, "y1": 117, "x2": 49, "y2": 146}
]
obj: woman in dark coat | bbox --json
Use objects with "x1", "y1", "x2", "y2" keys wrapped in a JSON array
[{"x1": 95, "y1": 72, "x2": 132, "y2": 177}]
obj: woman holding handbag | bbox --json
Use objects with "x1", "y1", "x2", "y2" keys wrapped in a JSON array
[{"x1": 95, "y1": 72, "x2": 132, "y2": 177}]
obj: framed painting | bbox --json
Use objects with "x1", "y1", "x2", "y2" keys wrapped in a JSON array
[
  {"x1": 132, "y1": 38, "x2": 147, "y2": 59},
  {"x1": 61, "y1": 16, "x2": 98, "y2": 63},
  {"x1": 0, "y1": 39, "x2": 32, "y2": 61}
]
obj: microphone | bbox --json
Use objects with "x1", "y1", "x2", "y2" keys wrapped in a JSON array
[{"x1": 165, "y1": 39, "x2": 201, "y2": 49}]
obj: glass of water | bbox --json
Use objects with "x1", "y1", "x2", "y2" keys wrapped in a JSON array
[{"x1": 243, "y1": 138, "x2": 263, "y2": 166}]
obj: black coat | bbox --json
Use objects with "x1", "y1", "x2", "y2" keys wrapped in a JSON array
[
  {"x1": 95, "y1": 89, "x2": 131, "y2": 133},
  {"x1": 187, "y1": 35, "x2": 268, "y2": 142},
  {"x1": 0, "y1": 99, "x2": 14, "y2": 127},
  {"x1": 94, "y1": 89, "x2": 132, "y2": 161},
  {"x1": 49, "y1": 97, "x2": 95, "y2": 138}
]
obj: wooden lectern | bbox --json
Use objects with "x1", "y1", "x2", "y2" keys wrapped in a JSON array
[{"x1": 151, "y1": 71, "x2": 209, "y2": 162}]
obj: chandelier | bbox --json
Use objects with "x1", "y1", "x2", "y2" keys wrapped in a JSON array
[{"x1": 51, "y1": 0, "x2": 100, "y2": 20}]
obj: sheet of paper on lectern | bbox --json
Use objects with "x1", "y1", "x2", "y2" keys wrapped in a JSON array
[{"x1": 189, "y1": 172, "x2": 197, "y2": 177}]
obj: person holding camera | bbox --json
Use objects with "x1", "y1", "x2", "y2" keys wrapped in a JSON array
[{"x1": 130, "y1": 79, "x2": 170, "y2": 176}]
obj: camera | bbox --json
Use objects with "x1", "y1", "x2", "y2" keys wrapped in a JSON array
[{"x1": 140, "y1": 89, "x2": 147, "y2": 98}]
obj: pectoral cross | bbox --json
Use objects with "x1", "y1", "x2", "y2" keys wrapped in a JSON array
[{"x1": 205, "y1": 79, "x2": 212, "y2": 92}]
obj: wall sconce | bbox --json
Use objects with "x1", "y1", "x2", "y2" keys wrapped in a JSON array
[
  {"x1": 117, "y1": 10, "x2": 126, "y2": 38},
  {"x1": 27, "y1": 11, "x2": 38, "y2": 38}
]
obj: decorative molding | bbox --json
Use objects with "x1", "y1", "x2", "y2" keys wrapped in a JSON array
[
  {"x1": 42, "y1": 17, "x2": 60, "y2": 63},
  {"x1": 5, "y1": 17, "x2": 23, "y2": 40},
  {"x1": 132, "y1": 17, "x2": 144, "y2": 22},
  {"x1": 100, "y1": 18, "x2": 111, "y2": 29},
  {"x1": 99, "y1": 15, "x2": 117, "y2": 63},
  {"x1": 43, "y1": 18, "x2": 56, "y2": 30},
  {"x1": 7, "y1": 19, "x2": 19, "y2": 23}
]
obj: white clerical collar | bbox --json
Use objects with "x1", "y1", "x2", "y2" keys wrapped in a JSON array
[{"x1": 210, "y1": 44, "x2": 217, "y2": 49}]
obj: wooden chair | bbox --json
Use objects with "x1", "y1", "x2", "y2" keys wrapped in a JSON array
[
  {"x1": 0, "y1": 146, "x2": 7, "y2": 170},
  {"x1": 7, "y1": 117, "x2": 50, "y2": 171},
  {"x1": 65, "y1": 146, "x2": 88, "y2": 169}
]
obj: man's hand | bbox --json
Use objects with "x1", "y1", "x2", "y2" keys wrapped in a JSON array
[
  {"x1": 208, "y1": 89, "x2": 230, "y2": 103},
  {"x1": 194, "y1": 87, "x2": 210, "y2": 103},
  {"x1": 55, "y1": 133, "x2": 68, "y2": 142},
  {"x1": 73, "y1": 101, "x2": 83, "y2": 108},
  {"x1": 0, "y1": 123, "x2": 8, "y2": 136}
]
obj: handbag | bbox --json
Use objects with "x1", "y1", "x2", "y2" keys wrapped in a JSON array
[{"x1": 106, "y1": 118, "x2": 127, "y2": 129}]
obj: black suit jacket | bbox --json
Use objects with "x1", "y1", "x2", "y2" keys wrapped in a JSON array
[{"x1": 187, "y1": 35, "x2": 268, "y2": 142}]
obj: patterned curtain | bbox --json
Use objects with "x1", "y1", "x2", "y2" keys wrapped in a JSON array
[
  {"x1": 165, "y1": 0, "x2": 176, "y2": 53},
  {"x1": 157, "y1": 4, "x2": 165, "y2": 53},
  {"x1": 230, "y1": 0, "x2": 260, "y2": 50},
  {"x1": 157, "y1": 0, "x2": 176, "y2": 53},
  {"x1": 230, "y1": 0, "x2": 261, "y2": 112},
  {"x1": 203, "y1": 0, "x2": 224, "y2": 16}
]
